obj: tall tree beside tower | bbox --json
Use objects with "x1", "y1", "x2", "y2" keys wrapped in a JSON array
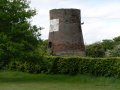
[{"x1": 0, "y1": 0, "x2": 41, "y2": 67}]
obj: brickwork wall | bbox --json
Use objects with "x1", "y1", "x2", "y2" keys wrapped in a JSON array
[{"x1": 49, "y1": 9, "x2": 85, "y2": 56}]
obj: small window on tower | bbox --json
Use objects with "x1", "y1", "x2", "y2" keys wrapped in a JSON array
[{"x1": 48, "y1": 42, "x2": 52, "y2": 48}]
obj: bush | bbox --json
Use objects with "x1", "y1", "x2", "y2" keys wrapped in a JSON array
[
  {"x1": 6, "y1": 56, "x2": 120, "y2": 78},
  {"x1": 8, "y1": 54, "x2": 47, "y2": 73},
  {"x1": 111, "y1": 45, "x2": 120, "y2": 57},
  {"x1": 45, "y1": 57, "x2": 79, "y2": 75},
  {"x1": 45, "y1": 57, "x2": 120, "y2": 77},
  {"x1": 86, "y1": 42, "x2": 105, "y2": 57}
]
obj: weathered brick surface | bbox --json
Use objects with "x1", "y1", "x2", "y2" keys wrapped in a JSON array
[{"x1": 48, "y1": 9, "x2": 85, "y2": 56}]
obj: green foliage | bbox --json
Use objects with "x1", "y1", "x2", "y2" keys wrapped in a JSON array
[
  {"x1": 110, "y1": 45, "x2": 120, "y2": 57},
  {"x1": 0, "y1": 33, "x2": 10, "y2": 69},
  {"x1": 8, "y1": 53, "x2": 47, "y2": 73},
  {"x1": 113, "y1": 36, "x2": 120, "y2": 45},
  {"x1": 45, "y1": 57, "x2": 120, "y2": 77},
  {"x1": 0, "y1": 0, "x2": 41, "y2": 68},
  {"x1": 36, "y1": 40, "x2": 49, "y2": 56},
  {"x1": 101, "y1": 40, "x2": 114, "y2": 51},
  {"x1": 4, "y1": 56, "x2": 120, "y2": 77},
  {"x1": 46, "y1": 57, "x2": 79, "y2": 75},
  {"x1": 86, "y1": 42, "x2": 105, "y2": 57},
  {"x1": 86, "y1": 36, "x2": 120, "y2": 57}
]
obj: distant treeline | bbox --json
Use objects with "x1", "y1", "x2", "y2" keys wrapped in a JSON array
[{"x1": 86, "y1": 36, "x2": 120, "y2": 57}]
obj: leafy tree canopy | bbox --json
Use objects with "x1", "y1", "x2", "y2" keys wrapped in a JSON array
[
  {"x1": 0, "y1": 0, "x2": 41, "y2": 65},
  {"x1": 86, "y1": 35, "x2": 120, "y2": 57}
]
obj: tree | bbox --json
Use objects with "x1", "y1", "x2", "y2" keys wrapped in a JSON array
[
  {"x1": 86, "y1": 42, "x2": 105, "y2": 57},
  {"x1": 36, "y1": 40, "x2": 49, "y2": 56},
  {"x1": 110, "y1": 45, "x2": 120, "y2": 57},
  {"x1": 113, "y1": 36, "x2": 120, "y2": 46},
  {"x1": 85, "y1": 36, "x2": 120, "y2": 57},
  {"x1": 101, "y1": 40, "x2": 114, "y2": 51},
  {"x1": 0, "y1": 0, "x2": 41, "y2": 68}
]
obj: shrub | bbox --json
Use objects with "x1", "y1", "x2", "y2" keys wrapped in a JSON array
[
  {"x1": 6, "y1": 56, "x2": 120, "y2": 78},
  {"x1": 45, "y1": 57, "x2": 120, "y2": 77},
  {"x1": 111, "y1": 45, "x2": 120, "y2": 57},
  {"x1": 8, "y1": 54, "x2": 47, "y2": 73},
  {"x1": 86, "y1": 42, "x2": 105, "y2": 57},
  {"x1": 45, "y1": 57, "x2": 80, "y2": 75}
]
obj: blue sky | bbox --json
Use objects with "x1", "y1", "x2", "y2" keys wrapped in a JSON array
[{"x1": 30, "y1": 0, "x2": 120, "y2": 44}]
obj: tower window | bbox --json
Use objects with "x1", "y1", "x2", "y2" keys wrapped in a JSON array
[{"x1": 48, "y1": 42, "x2": 52, "y2": 48}]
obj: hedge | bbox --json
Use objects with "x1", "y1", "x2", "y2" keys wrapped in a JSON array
[
  {"x1": 6, "y1": 56, "x2": 120, "y2": 77},
  {"x1": 7, "y1": 55, "x2": 47, "y2": 73},
  {"x1": 45, "y1": 57, "x2": 120, "y2": 77}
]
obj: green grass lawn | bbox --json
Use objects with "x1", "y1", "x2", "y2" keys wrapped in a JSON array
[{"x1": 0, "y1": 71, "x2": 120, "y2": 90}]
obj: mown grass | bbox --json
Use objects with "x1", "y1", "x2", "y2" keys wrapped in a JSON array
[{"x1": 0, "y1": 71, "x2": 120, "y2": 90}]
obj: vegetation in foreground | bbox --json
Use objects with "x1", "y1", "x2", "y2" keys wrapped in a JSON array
[
  {"x1": 0, "y1": 71, "x2": 120, "y2": 90},
  {"x1": 7, "y1": 57, "x2": 120, "y2": 78}
]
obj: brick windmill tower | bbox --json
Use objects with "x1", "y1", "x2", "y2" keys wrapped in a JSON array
[{"x1": 48, "y1": 9, "x2": 85, "y2": 56}]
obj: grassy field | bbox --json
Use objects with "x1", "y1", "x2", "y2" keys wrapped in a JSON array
[{"x1": 0, "y1": 71, "x2": 120, "y2": 90}]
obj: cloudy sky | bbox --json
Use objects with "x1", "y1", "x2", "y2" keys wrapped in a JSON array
[{"x1": 30, "y1": 0, "x2": 120, "y2": 44}]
